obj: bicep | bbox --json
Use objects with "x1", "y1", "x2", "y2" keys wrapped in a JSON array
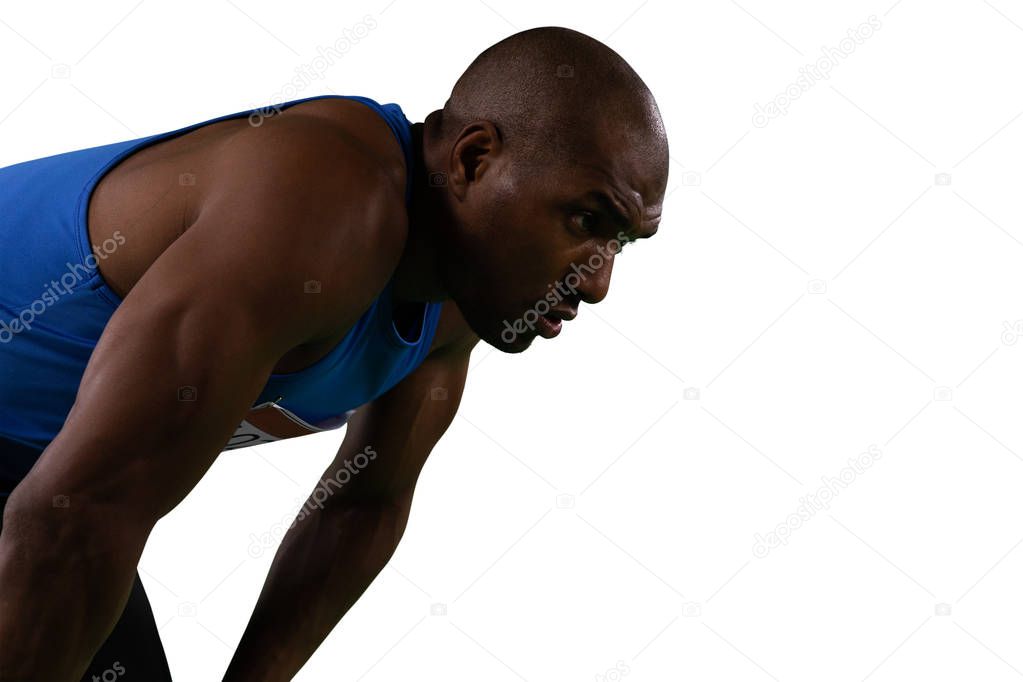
[
  {"x1": 13, "y1": 232, "x2": 287, "y2": 531},
  {"x1": 10, "y1": 148, "x2": 392, "y2": 531}
]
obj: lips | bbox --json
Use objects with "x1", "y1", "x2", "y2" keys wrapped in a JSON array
[
  {"x1": 533, "y1": 306, "x2": 577, "y2": 339},
  {"x1": 536, "y1": 314, "x2": 562, "y2": 338},
  {"x1": 546, "y1": 308, "x2": 577, "y2": 321}
]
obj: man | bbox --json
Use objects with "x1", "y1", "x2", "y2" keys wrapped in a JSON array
[{"x1": 0, "y1": 25, "x2": 668, "y2": 680}]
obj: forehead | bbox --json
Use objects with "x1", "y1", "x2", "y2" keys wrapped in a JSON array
[{"x1": 547, "y1": 133, "x2": 667, "y2": 214}]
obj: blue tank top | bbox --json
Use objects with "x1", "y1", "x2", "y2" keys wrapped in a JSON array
[{"x1": 0, "y1": 94, "x2": 441, "y2": 453}]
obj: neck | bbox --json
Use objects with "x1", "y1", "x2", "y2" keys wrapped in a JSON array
[{"x1": 390, "y1": 112, "x2": 451, "y2": 305}]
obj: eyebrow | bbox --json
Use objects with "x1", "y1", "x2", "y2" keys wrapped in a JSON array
[{"x1": 587, "y1": 190, "x2": 656, "y2": 239}]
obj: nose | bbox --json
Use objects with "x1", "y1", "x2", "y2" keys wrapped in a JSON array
[{"x1": 574, "y1": 249, "x2": 615, "y2": 305}]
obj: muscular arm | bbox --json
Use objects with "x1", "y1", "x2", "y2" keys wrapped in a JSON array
[
  {"x1": 0, "y1": 119, "x2": 403, "y2": 680},
  {"x1": 223, "y1": 327, "x2": 479, "y2": 681}
]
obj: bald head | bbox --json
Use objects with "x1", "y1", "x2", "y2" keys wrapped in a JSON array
[
  {"x1": 440, "y1": 26, "x2": 667, "y2": 171},
  {"x1": 418, "y1": 27, "x2": 668, "y2": 353}
]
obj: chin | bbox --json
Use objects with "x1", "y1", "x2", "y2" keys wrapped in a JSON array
[
  {"x1": 464, "y1": 309, "x2": 537, "y2": 354},
  {"x1": 491, "y1": 333, "x2": 535, "y2": 354}
]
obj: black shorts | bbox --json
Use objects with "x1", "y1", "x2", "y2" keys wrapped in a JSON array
[{"x1": 0, "y1": 435, "x2": 173, "y2": 681}]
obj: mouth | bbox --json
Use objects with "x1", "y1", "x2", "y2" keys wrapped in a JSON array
[
  {"x1": 533, "y1": 306, "x2": 577, "y2": 340},
  {"x1": 536, "y1": 314, "x2": 562, "y2": 338}
]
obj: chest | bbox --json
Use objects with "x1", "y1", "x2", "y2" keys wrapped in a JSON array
[{"x1": 226, "y1": 283, "x2": 449, "y2": 450}]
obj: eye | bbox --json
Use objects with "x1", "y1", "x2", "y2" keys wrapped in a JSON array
[{"x1": 569, "y1": 211, "x2": 598, "y2": 234}]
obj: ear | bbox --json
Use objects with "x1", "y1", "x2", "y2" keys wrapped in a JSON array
[{"x1": 446, "y1": 120, "x2": 503, "y2": 201}]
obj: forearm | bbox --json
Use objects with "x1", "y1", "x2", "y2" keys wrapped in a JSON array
[
  {"x1": 223, "y1": 496, "x2": 409, "y2": 681},
  {"x1": 0, "y1": 501, "x2": 144, "y2": 679}
]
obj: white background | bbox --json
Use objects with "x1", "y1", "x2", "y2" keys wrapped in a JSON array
[{"x1": 3, "y1": 1, "x2": 1023, "y2": 680}]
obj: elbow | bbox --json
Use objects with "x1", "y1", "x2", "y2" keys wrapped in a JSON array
[{"x1": 1, "y1": 486, "x2": 147, "y2": 568}]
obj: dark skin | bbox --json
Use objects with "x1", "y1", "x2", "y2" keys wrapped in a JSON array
[
  {"x1": 400, "y1": 108, "x2": 664, "y2": 352},
  {"x1": 0, "y1": 95, "x2": 665, "y2": 680}
]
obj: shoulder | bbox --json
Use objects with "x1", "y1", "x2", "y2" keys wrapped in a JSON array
[
  {"x1": 206, "y1": 104, "x2": 407, "y2": 229},
  {"x1": 189, "y1": 106, "x2": 411, "y2": 344}
]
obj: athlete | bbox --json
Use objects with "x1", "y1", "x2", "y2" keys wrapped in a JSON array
[{"x1": 0, "y1": 26, "x2": 667, "y2": 680}]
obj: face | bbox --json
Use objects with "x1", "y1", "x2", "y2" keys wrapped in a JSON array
[{"x1": 436, "y1": 118, "x2": 666, "y2": 353}]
